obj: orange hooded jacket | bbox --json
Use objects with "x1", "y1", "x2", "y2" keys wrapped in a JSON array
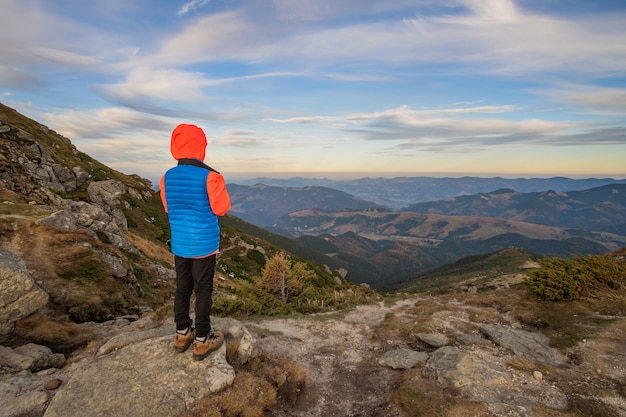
[{"x1": 159, "y1": 123, "x2": 230, "y2": 217}]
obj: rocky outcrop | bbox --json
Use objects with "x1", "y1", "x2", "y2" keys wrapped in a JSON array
[
  {"x1": 376, "y1": 326, "x2": 570, "y2": 416},
  {"x1": 427, "y1": 345, "x2": 567, "y2": 416},
  {"x1": 0, "y1": 120, "x2": 89, "y2": 195},
  {"x1": 0, "y1": 315, "x2": 256, "y2": 417},
  {"x1": 43, "y1": 317, "x2": 256, "y2": 417},
  {"x1": 0, "y1": 249, "x2": 49, "y2": 337}
]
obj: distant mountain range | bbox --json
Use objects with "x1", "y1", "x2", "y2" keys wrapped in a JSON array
[
  {"x1": 228, "y1": 180, "x2": 626, "y2": 287},
  {"x1": 405, "y1": 184, "x2": 626, "y2": 235},
  {"x1": 231, "y1": 176, "x2": 626, "y2": 210}
]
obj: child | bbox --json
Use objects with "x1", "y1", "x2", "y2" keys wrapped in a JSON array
[{"x1": 159, "y1": 123, "x2": 231, "y2": 360}]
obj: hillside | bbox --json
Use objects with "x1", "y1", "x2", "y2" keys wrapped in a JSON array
[
  {"x1": 271, "y1": 208, "x2": 626, "y2": 286},
  {"x1": 227, "y1": 183, "x2": 381, "y2": 227}
]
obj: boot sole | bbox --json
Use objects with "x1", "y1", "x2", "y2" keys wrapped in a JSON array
[
  {"x1": 192, "y1": 336, "x2": 224, "y2": 361},
  {"x1": 174, "y1": 340, "x2": 193, "y2": 353}
]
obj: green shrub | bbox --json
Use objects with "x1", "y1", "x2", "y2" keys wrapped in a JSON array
[
  {"x1": 525, "y1": 254, "x2": 626, "y2": 301},
  {"x1": 247, "y1": 249, "x2": 267, "y2": 266}
]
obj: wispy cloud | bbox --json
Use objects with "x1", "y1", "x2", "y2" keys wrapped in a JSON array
[
  {"x1": 543, "y1": 85, "x2": 626, "y2": 114},
  {"x1": 178, "y1": 0, "x2": 211, "y2": 16}
]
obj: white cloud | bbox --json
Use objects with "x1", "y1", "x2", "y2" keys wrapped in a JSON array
[
  {"x1": 178, "y1": 0, "x2": 211, "y2": 16},
  {"x1": 460, "y1": 0, "x2": 517, "y2": 20},
  {"x1": 544, "y1": 85, "x2": 626, "y2": 114},
  {"x1": 98, "y1": 67, "x2": 211, "y2": 103}
]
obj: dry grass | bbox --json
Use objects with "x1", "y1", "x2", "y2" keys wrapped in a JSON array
[
  {"x1": 187, "y1": 373, "x2": 277, "y2": 417},
  {"x1": 182, "y1": 352, "x2": 309, "y2": 417},
  {"x1": 124, "y1": 231, "x2": 173, "y2": 265},
  {"x1": 11, "y1": 314, "x2": 92, "y2": 353},
  {"x1": 389, "y1": 368, "x2": 494, "y2": 417}
]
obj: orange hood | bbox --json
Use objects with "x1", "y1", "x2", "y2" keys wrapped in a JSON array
[{"x1": 170, "y1": 124, "x2": 207, "y2": 161}]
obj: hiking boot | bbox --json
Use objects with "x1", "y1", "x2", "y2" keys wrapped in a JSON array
[
  {"x1": 173, "y1": 328, "x2": 195, "y2": 353},
  {"x1": 192, "y1": 330, "x2": 224, "y2": 361}
]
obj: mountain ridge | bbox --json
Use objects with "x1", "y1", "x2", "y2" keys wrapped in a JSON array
[{"x1": 230, "y1": 175, "x2": 626, "y2": 210}]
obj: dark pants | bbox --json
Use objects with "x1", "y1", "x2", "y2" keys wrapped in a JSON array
[{"x1": 174, "y1": 254, "x2": 216, "y2": 338}]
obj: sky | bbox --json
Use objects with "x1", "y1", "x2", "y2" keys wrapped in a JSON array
[{"x1": 1, "y1": 0, "x2": 626, "y2": 183}]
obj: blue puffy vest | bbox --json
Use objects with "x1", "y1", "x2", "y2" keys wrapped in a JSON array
[{"x1": 163, "y1": 163, "x2": 220, "y2": 258}]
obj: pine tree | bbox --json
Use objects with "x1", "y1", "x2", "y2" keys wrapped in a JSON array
[{"x1": 260, "y1": 252, "x2": 314, "y2": 303}]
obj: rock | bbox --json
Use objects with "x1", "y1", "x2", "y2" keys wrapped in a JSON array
[
  {"x1": 44, "y1": 335, "x2": 236, "y2": 417},
  {"x1": 479, "y1": 324, "x2": 567, "y2": 367},
  {"x1": 0, "y1": 383, "x2": 48, "y2": 417},
  {"x1": 427, "y1": 346, "x2": 534, "y2": 415},
  {"x1": 0, "y1": 344, "x2": 65, "y2": 373},
  {"x1": 68, "y1": 200, "x2": 121, "y2": 234},
  {"x1": 0, "y1": 343, "x2": 64, "y2": 417},
  {"x1": 213, "y1": 317, "x2": 258, "y2": 366},
  {"x1": 0, "y1": 345, "x2": 34, "y2": 371},
  {"x1": 42, "y1": 318, "x2": 255, "y2": 417},
  {"x1": 97, "y1": 328, "x2": 171, "y2": 356},
  {"x1": 428, "y1": 346, "x2": 512, "y2": 390},
  {"x1": 378, "y1": 348, "x2": 428, "y2": 370},
  {"x1": 87, "y1": 180, "x2": 129, "y2": 232},
  {"x1": 416, "y1": 332, "x2": 448, "y2": 348},
  {"x1": 44, "y1": 378, "x2": 62, "y2": 390},
  {"x1": 96, "y1": 250, "x2": 127, "y2": 278},
  {"x1": 35, "y1": 210, "x2": 79, "y2": 231},
  {"x1": 0, "y1": 249, "x2": 49, "y2": 336},
  {"x1": 12, "y1": 344, "x2": 66, "y2": 372},
  {"x1": 456, "y1": 333, "x2": 490, "y2": 346}
]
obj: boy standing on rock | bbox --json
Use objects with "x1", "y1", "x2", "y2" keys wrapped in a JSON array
[{"x1": 159, "y1": 123, "x2": 231, "y2": 360}]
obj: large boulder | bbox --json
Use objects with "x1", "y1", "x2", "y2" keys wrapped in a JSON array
[
  {"x1": 0, "y1": 249, "x2": 49, "y2": 336},
  {"x1": 43, "y1": 318, "x2": 256, "y2": 417}
]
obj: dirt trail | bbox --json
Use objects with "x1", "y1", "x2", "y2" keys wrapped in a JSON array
[{"x1": 245, "y1": 299, "x2": 419, "y2": 417}]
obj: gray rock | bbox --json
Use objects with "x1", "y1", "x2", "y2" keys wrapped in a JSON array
[
  {"x1": 44, "y1": 335, "x2": 235, "y2": 417},
  {"x1": 416, "y1": 332, "x2": 449, "y2": 348},
  {"x1": 97, "y1": 328, "x2": 171, "y2": 356},
  {"x1": 72, "y1": 166, "x2": 90, "y2": 188},
  {"x1": 87, "y1": 179, "x2": 126, "y2": 209},
  {"x1": 479, "y1": 324, "x2": 567, "y2": 367},
  {"x1": 378, "y1": 348, "x2": 428, "y2": 370},
  {"x1": 0, "y1": 343, "x2": 65, "y2": 417},
  {"x1": 213, "y1": 317, "x2": 258, "y2": 365},
  {"x1": 0, "y1": 250, "x2": 49, "y2": 336},
  {"x1": 96, "y1": 250, "x2": 127, "y2": 278},
  {"x1": 428, "y1": 346, "x2": 512, "y2": 390},
  {"x1": 68, "y1": 200, "x2": 120, "y2": 234},
  {"x1": 0, "y1": 382, "x2": 48, "y2": 417},
  {"x1": 12, "y1": 344, "x2": 66, "y2": 372},
  {"x1": 35, "y1": 210, "x2": 79, "y2": 231}
]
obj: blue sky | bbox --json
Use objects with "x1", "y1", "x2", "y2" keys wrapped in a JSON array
[{"x1": 1, "y1": 0, "x2": 625, "y2": 183}]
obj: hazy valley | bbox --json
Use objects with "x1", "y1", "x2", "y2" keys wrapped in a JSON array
[{"x1": 227, "y1": 180, "x2": 626, "y2": 289}]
